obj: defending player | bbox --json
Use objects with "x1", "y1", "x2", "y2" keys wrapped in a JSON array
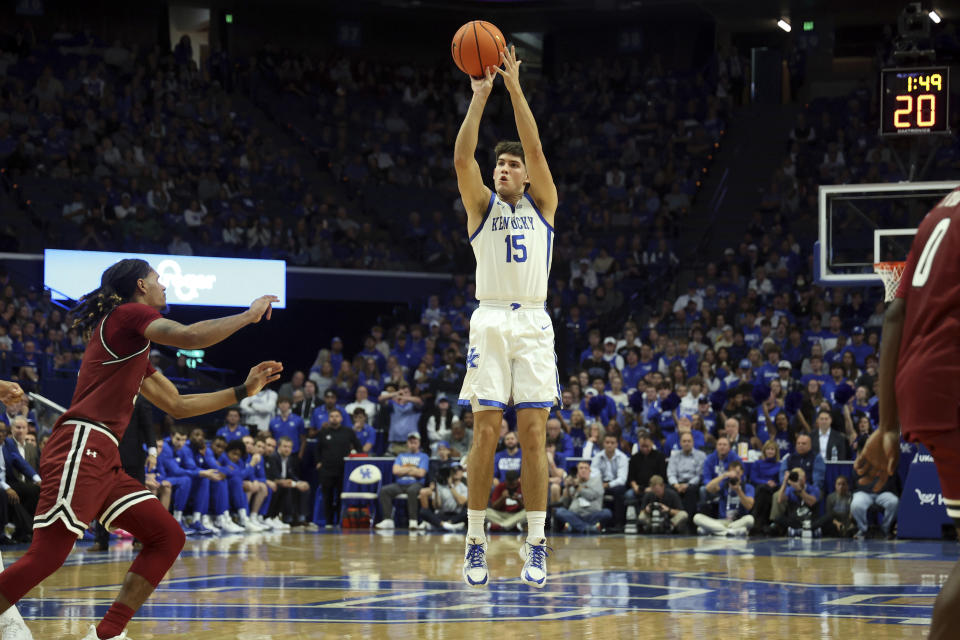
[
  {"x1": 453, "y1": 45, "x2": 559, "y2": 588},
  {"x1": 855, "y1": 186, "x2": 960, "y2": 640},
  {"x1": 0, "y1": 259, "x2": 282, "y2": 640}
]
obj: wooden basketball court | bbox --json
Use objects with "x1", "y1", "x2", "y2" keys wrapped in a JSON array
[{"x1": 6, "y1": 531, "x2": 953, "y2": 638}]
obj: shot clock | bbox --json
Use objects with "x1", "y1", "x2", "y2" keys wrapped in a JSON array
[{"x1": 881, "y1": 66, "x2": 951, "y2": 135}]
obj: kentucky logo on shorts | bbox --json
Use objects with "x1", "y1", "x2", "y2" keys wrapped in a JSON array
[{"x1": 466, "y1": 347, "x2": 480, "y2": 369}]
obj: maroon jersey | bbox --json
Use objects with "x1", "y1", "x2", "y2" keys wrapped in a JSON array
[
  {"x1": 57, "y1": 302, "x2": 162, "y2": 441},
  {"x1": 895, "y1": 186, "x2": 960, "y2": 433}
]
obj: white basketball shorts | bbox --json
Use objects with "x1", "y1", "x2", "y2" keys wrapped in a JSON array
[{"x1": 458, "y1": 301, "x2": 561, "y2": 413}]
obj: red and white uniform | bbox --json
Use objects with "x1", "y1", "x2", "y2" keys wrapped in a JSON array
[
  {"x1": 34, "y1": 303, "x2": 162, "y2": 537},
  {"x1": 895, "y1": 186, "x2": 960, "y2": 509}
]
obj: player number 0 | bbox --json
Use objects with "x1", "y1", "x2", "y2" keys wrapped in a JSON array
[{"x1": 911, "y1": 218, "x2": 950, "y2": 288}]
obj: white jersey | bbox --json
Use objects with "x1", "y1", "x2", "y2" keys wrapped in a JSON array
[{"x1": 470, "y1": 192, "x2": 554, "y2": 303}]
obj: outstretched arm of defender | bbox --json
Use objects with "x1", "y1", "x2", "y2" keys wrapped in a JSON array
[
  {"x1": 144, "y1": 295, "x2": 278, "y2": 349},
  {"x1": 454, "y1": 69, "x2": 494, "y2": 232},
  {"x1": 495, "y1": 45, "x2": 558, "y2": 218},
  {"x1": 140, "y1": 361, "x2": 283, "y2": 420},
  {"x1": 854, "y1": 297, "x2": 905, "y2": 490},
  {"x1": 876, "y1": 297, "x2": 905, "y2": 435}
]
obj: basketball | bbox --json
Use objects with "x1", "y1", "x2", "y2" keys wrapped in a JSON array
[{"x1": 451, "y1": 20, "x2": 506, "y2": 78}]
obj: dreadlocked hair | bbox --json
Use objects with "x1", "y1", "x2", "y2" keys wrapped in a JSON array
[{"x1": 70, "y1": 258, "x2": 152, "y2": 340}]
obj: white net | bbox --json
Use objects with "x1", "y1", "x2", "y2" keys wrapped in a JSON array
[{"x1": 874, "y1": 262, "x2": 906, "y2": 303}]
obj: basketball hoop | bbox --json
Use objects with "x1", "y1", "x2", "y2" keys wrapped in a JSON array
[{"x1": 874, "y1": 261, "x2": 906, "y2": 303}]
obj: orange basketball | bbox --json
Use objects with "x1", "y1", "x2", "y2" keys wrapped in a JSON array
[{"x1": 451, "y1": 20, "x2": 506, "y2": 78}]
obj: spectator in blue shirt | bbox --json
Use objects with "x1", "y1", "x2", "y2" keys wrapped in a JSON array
[
  {"x1": 770, "y1": 466, "x2": 821, "y2": 536},
  {"x1": 701, "y1": 435, "x2": 741, "y2": 502},
  {"x1": 621, "y1": 347, "x2": 645, "y2": 391},
  {"x1": 694, "y1": 459, "x2": 755, "y2": 534},
  {"x1": 820, "y1": 362, "x2": 848, "y2": 406},
  {"x1": 636, "y1": 344, "x2": 658, "y2": 379},
  {"x1": 646, "y1": 383, "x2": 678, "y2": 435},
  {"x1": 546, "y1": 418, "x2": 574, "y2": 459},
  {"x1": 216, "y1": 407, "x2": 249, "y2": 443},
  {"x1": 800, "y1": 355, "x2": 829, "y2": 388},
  {"x1": 664, "y1": 417, "x2": 705, "y2": 453},
  {"x1": 159, "y1": 428, "x2": 218, "y2": 535},
  {"x1": 822, "y1": 315, "x2": 843, "y2": 352},
  {"x1": 493, "y1": 431, "x2": 522, "y2": 485},
  {"x1": 311, "y1": 388, "x2": 353, "y2": 434},
  {"x1": 269, "y1": 396, "x2": 306, "y2": 455},
  {"x1": 748, "y1": 439, "x2": 782, "y2": 530},
  {"x1": 754, "y1": 345, "x2": 781, "y2": 385},
  {"x1": 824, "y1": 334, "x2": 850, "y2": 367},
  {"x1": 802, "y1": 315, "x2": 829, "y2": 351},
  {"x1": 351, "y1": 407, "x2": 376, "y2": 453},
  {"x1": 358, "y1": 335, "x2": 387, "y2": 372},
  {"x1": 581, "y1": 384, "x2": 616, "y2": 426},
  {"x1": 381, "y1": 382, "x2": 424, "y2": 454},
  {"x1": 374, "y1": 432, "x2": 430, "y2": 529},
  {"x1": 769, "y1": 433, "x2": 824, "y2": 525},
  {"x1": 844, "y1": 326, "x2": 874, "y2": 368}
]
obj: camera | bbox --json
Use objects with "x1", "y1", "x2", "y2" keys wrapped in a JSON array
[
  {"x1": 788, "y1": 471, "x2": 799, "y2": 483},
  {"x1": 728, "y1": 476, "x2": 739, "y2": 486},
  {"x1": 893, "y1": 2, "x2": 935, "y2": 64},
  {"x1": 648, "y1": 502, "x2": 668, "y2": 534}
]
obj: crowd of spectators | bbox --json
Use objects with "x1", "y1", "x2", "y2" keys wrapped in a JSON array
[
  {"x1": 0, "y1": 24, "x2": 728, "y2": 340},
  {"x1": 1, "y1": 21, "x2": 942, "y2": 541}
]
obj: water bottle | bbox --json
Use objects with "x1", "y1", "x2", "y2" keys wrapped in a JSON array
[
  {"x1": 830, "y1": 446, "x2": 838, "y2": 462},
  {"x1": 802, "y1": 520, "x2": 812, "y2": 539}
]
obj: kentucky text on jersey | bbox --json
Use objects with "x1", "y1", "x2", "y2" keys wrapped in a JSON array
[
  {"x1": 490, "y1": 215, "x2": 537, "y2": 231},
  {"x1": 471, "y1": 192, "x2": 554, "y2": 303}
]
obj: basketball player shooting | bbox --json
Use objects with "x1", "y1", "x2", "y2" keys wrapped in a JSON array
[
  {"x1": 0, "y1": 259, "x2": 282, "y2": 640},
  {"x1": 855, "y1": 186, "x2": 960, "y2": 640},
  {"x1": 453, "y1": 45, "x2": 559, "y2": 589}
]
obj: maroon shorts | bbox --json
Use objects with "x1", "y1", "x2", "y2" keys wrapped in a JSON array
[
  {"x1": 34, "y1": 420, "x2": 157, "y2": 538},
  {"x1": 905, "y1": 428, "x2": 960, "y2": 519}
]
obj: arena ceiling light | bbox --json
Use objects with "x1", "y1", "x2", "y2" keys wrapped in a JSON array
[
  {"x1": 777, "y1": 18, "x2": 792, "y2": 32},
  {"x1": 928, "y1": 10, "x2": 941, "y2": 23}
]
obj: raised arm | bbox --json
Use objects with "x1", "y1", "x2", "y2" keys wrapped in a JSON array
[
  {"x1": 144, "y1": 295, "x2": 278, "y2": 349},
  {"x1": 140, "y1": 361, "x2": 282, "y2": 420},
  {"x1": 453, "y1": 70, "x2": 494, "y2": 236},
  {"x1": 877, "y1": 298, "x2": 905, "y2": 436},
  {"x1": 854, "y1": 298, "x2": 905, "y2": 490},
  {"x1": 495, "y1": 45, "x2": 558, "y2": 220}
]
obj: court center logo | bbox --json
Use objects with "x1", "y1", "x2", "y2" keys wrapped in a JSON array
[
  {"x1": 46, "y1": 569, "x2": 938, "y2": 625},
  {"x1": 156, "y1": 259, "x2": 217, "y2": 302}
]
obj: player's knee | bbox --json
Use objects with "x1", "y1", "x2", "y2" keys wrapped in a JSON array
[
  {"x1": 141, "y1": 511, "x2": 186, "y2": 554},
  {"x1": 163, "y1": 514, "x2": 187, "y2": 555},
  {"x1": 30, "y1": 539, "x2": 73, "y2": 576}
]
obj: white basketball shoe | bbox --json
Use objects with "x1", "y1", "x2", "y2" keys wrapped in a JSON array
[
  {"x1": 518, "y1": 538, "x2": 550, "y2": 588},
  {"x1": 462, "y1": 537, "x2": 489, "y2": 588},
  {"x1": 80, "y1": 624, "x2": 129, "y2": 639}
]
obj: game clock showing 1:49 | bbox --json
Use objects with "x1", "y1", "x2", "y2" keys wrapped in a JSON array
[{"x1": 881, "y1": 67, "x2": 951, "y2": 135}]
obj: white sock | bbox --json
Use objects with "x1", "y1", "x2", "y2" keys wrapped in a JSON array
[
  {"x1": 0, "y1": 551, "x2": 26, "y2": 626},
  {"x1": 467, "y1": 509, "x2": 486, "y2": 542},
  {"x1": 526, "y1": 511, "x2": 546, "y2": 543},
  {"x1": 192, "y1": 512, "x2": 201, "y2": 523},
  {"x1": 173, "y1": 510, "x2": 183, "y2": 521}
]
